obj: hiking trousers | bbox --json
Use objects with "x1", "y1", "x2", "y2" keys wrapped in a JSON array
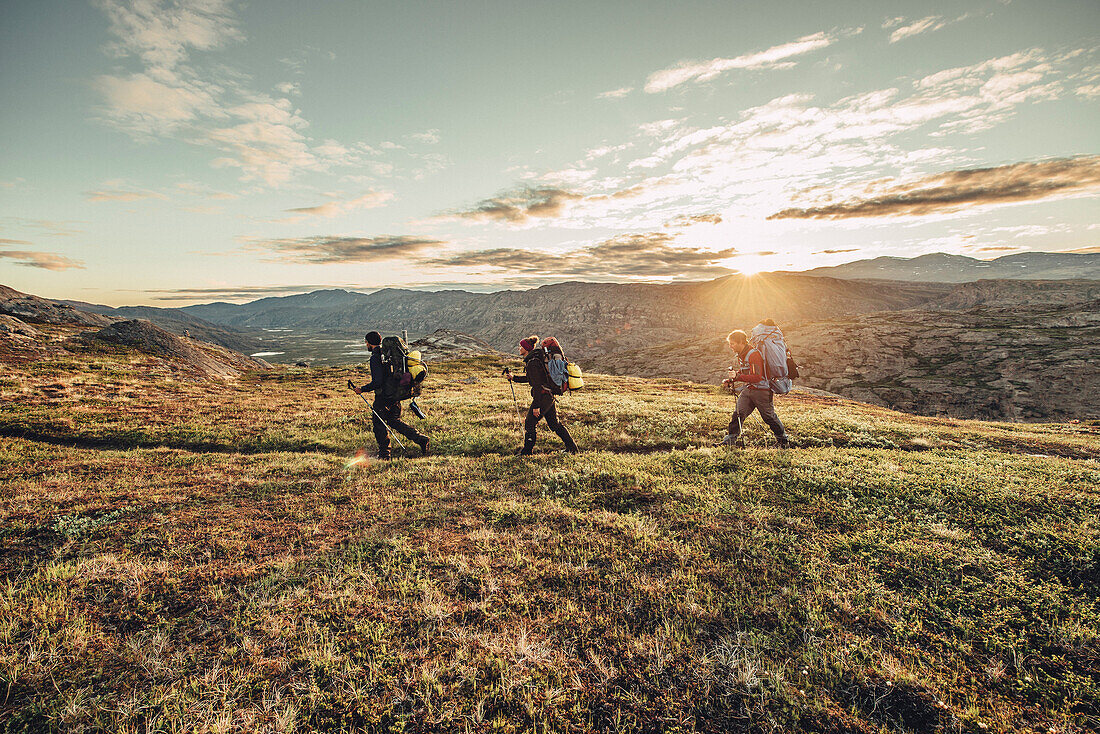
[
  {"x1": 729, "y1": 388, "x2": 789, "y2": 444},
  {"x1": 372, "y1": 400, "x2": 426, "y2": 457},
  {"x1": 522, "y1": 396, "x2": 578, "y2": 454}
]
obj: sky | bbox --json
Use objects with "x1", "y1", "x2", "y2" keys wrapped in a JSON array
[{"x1": 0, "y1": 0, "x2": 1098, "y2": 306}]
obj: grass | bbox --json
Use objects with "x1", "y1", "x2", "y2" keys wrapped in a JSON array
[{"x1": 0, "y1": 345, "x2": 1098, "y2": 733}]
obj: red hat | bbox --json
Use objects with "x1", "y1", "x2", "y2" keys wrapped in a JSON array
[{"x1": 519, "y1": 335, "x2": 538, "y2": 352}]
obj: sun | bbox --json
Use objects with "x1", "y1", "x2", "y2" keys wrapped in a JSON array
[{"x1": 730, "y1": 255, "x2": 769, "y2": 276}]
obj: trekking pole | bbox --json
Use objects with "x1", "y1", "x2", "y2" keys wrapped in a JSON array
[
  {"x1": 733, "y1": 386, "x2": 746, "y2": 448},
  {"x1": 502, "y1": 367, "x2": 523, "y2": 421},
  {"x1": 347, "y1": 380, "x2": 408, "y2": 455}
]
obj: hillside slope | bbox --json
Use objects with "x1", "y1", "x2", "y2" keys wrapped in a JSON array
[
  {"x1": 591, "y1": 294, "x2": 1100, "y2": 422},
  {"x1": 792, "y1": 251, "x2": 1100, "y2": 282},
  {"x1": 1, "y1": 342, "x2": 1097, "y2": 732},
  {"x1": 1, "y1": 283, "x2": 264, "y2": 353},
  {"x1": 180, "y1": 274, "x2": 951, "y2": 356}
]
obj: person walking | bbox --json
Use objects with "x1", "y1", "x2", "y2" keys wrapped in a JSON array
[
  {"x1": 505, "y1": 335, "x2": 579, "y2": 455},
  {"x1": 353, "y1": 330, "x2": 430, "y2": 459},
  {"x1": 720, "y1": 329, "x2": 791, "y2": 448}
]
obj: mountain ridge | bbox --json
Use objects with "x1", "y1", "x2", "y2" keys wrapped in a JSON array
[{"x1": 787, "y1": 251, "x2": 1100, "y2": 282}]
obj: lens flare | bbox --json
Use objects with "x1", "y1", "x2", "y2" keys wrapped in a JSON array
[{"x1": 344, "y1": 448, "x2": 370, "y2": 469}]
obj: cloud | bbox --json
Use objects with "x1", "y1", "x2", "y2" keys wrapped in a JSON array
[
  {"x1": 975, "y1": 246, "x2": 1022, "y2": 252},
  {"x1": 408, "y1": 129, "x2": 441, "y2": 145},
  {"x1": 0, "y1": 238, "x2": 33, "y2": 245},
  {"x1": 596, "y1": 49, "x2": 1078, "y2": 230},
  {"x1": 1059, "y1": 245, "x2": 1100, "y2": 254},
  {"x1": 598, "y1": 87, "x2": 633, "y2": 99},
  {"x1": 446, "y1": 187, "x2": 583, "y2": 224},
  {"x1": 0, "y1": 250, "x2": 85, "y2": 271},
  {"x1": 94, "y1": 0, "x2": 243, "y2": 69},
  {"x1": 426, "y1": 232, "x2": 738, "y2": 279},
  {"x1": 175, "y1": 182, "x2": 237, "y2": 199},
  {"x1": 645, "y1": 31, "x2": 836, "y2": 93},
  {"x1": 767, "y1": 156, "x2": 1100, "y2": 220},
  {"x1": 90, "y1": 1, "x2": 386, "y2": 187},
  {"x1": 245, "y1": 235, "x2": 444, "y2": 264},
  {"x1": 279, "y1": 191, "x2": 395, "y2": 221},
  {"x1": 888, "y1": 16, "x2": 947, "y2": 43},
  {"x1": 665, "y1": 213, "x2": 722, "y2": 228},
  {"x1": 812, "y1": 248, "x2": 860, "y2": 254},
  {"x1": 84, "y1": 186, "x2": 167, "y2": 202},
  {"x1": 0, "y1": 218, "x2": 86, "y2": 236},
  {"x1": 93, "y1": 70, "x2": 222, "y2": 136}
]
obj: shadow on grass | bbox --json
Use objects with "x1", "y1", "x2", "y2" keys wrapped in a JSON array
[{"x1": 0, "y1": 422, "x2": 339, "y2": 456}]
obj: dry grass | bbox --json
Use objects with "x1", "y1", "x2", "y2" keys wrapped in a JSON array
[{"x1": 0, "y1": 345, "x2": 1098, "y2": 732}]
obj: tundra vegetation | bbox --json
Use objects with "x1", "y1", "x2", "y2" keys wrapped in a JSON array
[{"x1": 1, "y1": 327, "x2": 1098, "y2": 733}]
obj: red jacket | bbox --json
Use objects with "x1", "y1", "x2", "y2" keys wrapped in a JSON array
[{"x1": 733, "y1": 347, "x2": 769, "y2": 390}]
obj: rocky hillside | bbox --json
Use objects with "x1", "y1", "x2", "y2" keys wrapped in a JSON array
[
  {"x1": 87, "y1": 320, "x2": 271, "y2": 379},
  {"x1": 1, "y1": 284, "x2": 262, "y2": 353},
  {"x1": 63, "y1": 302, "x2": 265, "y2": 354},
  {"x1": 927, "y1": 278, "x2": 1100, "y2": 311},
  {"x1": 0, "y1": 307, "x2": 270, "y2": 381},
  {"x1": 792, "y1": 251, "x2": 1100, "y2": 281},
  {"x1": 0, "y1": 285, "x2": 115, "y2": 328},
  {"x1": 592, "y1": 290, "x2": 1100, "y2": 422},
  {"x1": 409, "y1": 329, "x2": 506, "y2": 359},
  {"x1": 181, "y1": 274, "x2": 951, "y2": 357}
]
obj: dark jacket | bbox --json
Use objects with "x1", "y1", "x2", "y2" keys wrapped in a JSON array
[
  {"x1": 511, "y1": 348, "x2": 553, "y2": 401},
  {"x1": 359, "y1": 347, "x2": 393, "y2": 401}
]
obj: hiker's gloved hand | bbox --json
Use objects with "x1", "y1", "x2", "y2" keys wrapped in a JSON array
[
  {"x1": 504, "y1": 373, "x2": 513, "y2": 381},
  {"x1": 353, "y1": 386, "x2": 362, "y2": 394},
  {"x1": 532, "y1": 407, "x2": 541, "y2": 418}
]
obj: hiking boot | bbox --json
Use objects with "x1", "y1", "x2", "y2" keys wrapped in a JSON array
[
  {"x1": 777, "y1": 440, "x2": 792, "y2": 450},
  {"x1": 515, "y1": 447, "x2": 532, "y2": 456},
  {"x1": 376, "y1": 452, "x2": 391, "y2": 460},
  {"x1": 716, "y1": 434, "x2": 739, "y2": 447},
  {"x1": 418, "y1": 437, "x2": 431, "y2": 456}
]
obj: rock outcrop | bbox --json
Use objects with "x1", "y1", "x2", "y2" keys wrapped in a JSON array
[
  {"x1": 0, "y1": 314, "x2": 39, "y2": 339},
  {"x1": 409, "y1": 329, "x2": 505, "y2": 359},
  {"x1": 87, "y1": 319, "x2": 271, "y2": 379},
  {"x1": 0, "y1": 285, "x2": 116, "y2": 327}
]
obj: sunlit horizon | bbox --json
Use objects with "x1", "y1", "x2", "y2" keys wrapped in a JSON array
[{"x1": 2, "y1": 1, "x2": 1097, "y2": 307}]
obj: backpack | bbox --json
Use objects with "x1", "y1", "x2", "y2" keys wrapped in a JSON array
[
  {"x1": 541, "y1": 337, "x2": 584, "y2": 394},
  {"x1": 749, "y1": 323, "x2": 793, "y2": 395},
  {"x1": 546, "y1": 354, "x2": 568, "y2": 395},
  {"x1": 379, "y1": 335, "x2": 426, "y2": 401}
]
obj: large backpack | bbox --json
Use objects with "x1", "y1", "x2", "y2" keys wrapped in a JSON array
[
  {"x1": 379, "y1": 335, "x2": 426, "y2": 401},
  {"x1": 749, "y1": 324, "x2": 794, "y2": 395},
  {"x1": 541, "y1": 337, "x2": 584, "y2": 394}
]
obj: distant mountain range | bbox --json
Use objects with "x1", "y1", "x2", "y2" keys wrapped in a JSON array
[
  {"x1": 3, "y1": 248, "x2": 1099, "y2": 421},
  {"x1": 180, "y1": 275, "x2": 952, "y2": 357},
  {"x1": 590, "y1": 279, "x2": 1100, "y2": 422},
  {"x1": 788, "y1": 251, "x2": 1100, "y2": 282}
]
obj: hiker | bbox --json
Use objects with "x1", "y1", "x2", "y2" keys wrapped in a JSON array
[
  {"x1": 353, "y1": 330, "x2": 430, "y2": 458},
  {"x1": 720, "y1": 328, "x2": 791, "y2": 448},
  {"x1": 505, "y1": 335, "x2": 579, "y2": 455}
]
